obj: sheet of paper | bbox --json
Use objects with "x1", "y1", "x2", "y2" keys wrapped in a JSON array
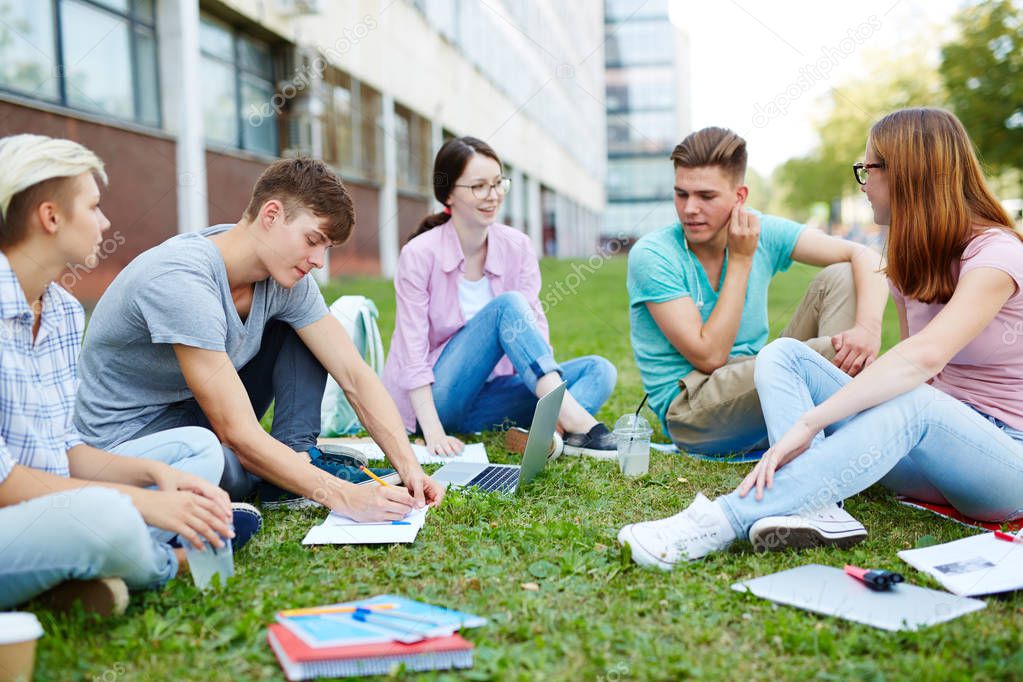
[
  {"x1": 302, "y1": 506, "x2": 428, "y2": 545},
  {"x1": 322, "y1": 440, "x2": 489, "y2": 466},
  {"x1": 898, "y1": 532, "x2": 1023, "y2": 596}
]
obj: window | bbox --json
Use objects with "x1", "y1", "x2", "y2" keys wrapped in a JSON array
[
  {"x1": 607, "y1": 111, "x2": 679, "y2": 154},
  {"x1": 358, "y1": 83, "x2": 383, "y2": 181},
  {"x1": 604, "y1": 20, "x2": 673, "y2": 67},
  {"x1": 199, "y1": 13, "x2": 277, "y2": 156},
  {"x1": 605, "y1": 66, "x2": 676, "y2": 112},
  {"x1": 605, "y1": 0, "x2": 669, "y2": 22},
  {"x1": 321, "y1": 67, "x2": 355, "y2": 173},
  {"x1": 395, "y1": 104, "x2": 431, "y2": 194},
  {"x1": 607, "y1": 157, "x2": 673, "y2": 201},
  {"x1": 0, "y1": 0, "x2": 159, "y2": 127}
]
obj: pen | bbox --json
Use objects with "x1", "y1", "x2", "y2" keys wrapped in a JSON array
[
  {"x1": 279, "y1": 603, "x2": 397, "y2": 618},
  {"x1": 844, "y1": 564, "x2": 904, "y2": 591},
  {"x1": 360, "y1": 466, "x2": 390, "y2": 486},
  {"x1": 354, "y1": 606, "x2": 444, "y2": 626},
  {"x1": 352, "y1": 610, "x2": 431, "y2": 636},
  {"x1": 993, "y1": 530, "x2": 1023, "y2": 544}
]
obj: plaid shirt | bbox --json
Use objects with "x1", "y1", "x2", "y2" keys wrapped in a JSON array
[{"x1": 0, "y1": 251, "x2": 84, "y2": 484}]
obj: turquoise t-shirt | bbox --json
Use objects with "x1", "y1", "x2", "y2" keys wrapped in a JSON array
[{"x1": 627, "y1": 212, "x2": 806, "y2": 431}]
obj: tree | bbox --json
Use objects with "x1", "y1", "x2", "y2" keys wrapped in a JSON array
[
  {"x1": 774, "y1": 48, "x2": 945, "y2": 216},
  {"x1": 940, "y1": 0, "x2": 1023, "y2": 175}
]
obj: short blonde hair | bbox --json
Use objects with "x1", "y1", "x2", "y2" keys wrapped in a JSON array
[{"x1": 0, "y1": 134, "x2": 107, "y2": 247}]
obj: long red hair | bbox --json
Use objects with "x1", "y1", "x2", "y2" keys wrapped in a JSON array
[{"x1": 870, "y1": 108, "x2": 1018, "y2": 303}]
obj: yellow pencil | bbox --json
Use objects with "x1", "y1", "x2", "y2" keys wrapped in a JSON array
[
  {"x1": 360, "y1": 465, "x2": 390, "y2": 486},
  {"x1": 280, "y1": 603, "x2": 397, "y2": 618}
]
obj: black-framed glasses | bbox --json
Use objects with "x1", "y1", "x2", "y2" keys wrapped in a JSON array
[
  {"x1": 853, "y1": 161, "x2": 885, "y2": 186},
  {"x1": 454, "y1": 177, "x2": 511, "y2": 199}
]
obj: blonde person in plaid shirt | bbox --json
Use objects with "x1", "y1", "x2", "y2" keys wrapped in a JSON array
[{"x1": 0, "y1": 135, "x2": 256, "y2": 616}]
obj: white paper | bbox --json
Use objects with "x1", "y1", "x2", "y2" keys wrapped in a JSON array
[
  {"x1": 326, "y1": 440, "x2": 489, "y2": 466},
  {"x1": 302, "y1": 506, "x2": 428, "y2": 545},
  {"x1": 898, "y1": 532, "x2": 1023, "y2": 596}
]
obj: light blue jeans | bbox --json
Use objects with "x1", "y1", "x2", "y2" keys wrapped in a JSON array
[
  {"x1": 718, "y1": 338, "x2": 1023, "y2": 536},
  {"x1": 431, "y1": 292, "x2": 617, "y2": 432},
  {"x1": 0, "y1": 426, "x2": 223, "y2": 609}
]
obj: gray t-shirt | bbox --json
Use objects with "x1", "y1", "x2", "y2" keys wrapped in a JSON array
[{"x1": 74, "y1": 224, "x2": 328, "y2": 448}]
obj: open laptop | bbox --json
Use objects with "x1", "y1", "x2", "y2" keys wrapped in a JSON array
[{"x1": 432, "y1": 381, "x2": 566, "y2": 493}]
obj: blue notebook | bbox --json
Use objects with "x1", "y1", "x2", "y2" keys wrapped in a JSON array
[{"x1": 277, "y1": 595, "x2": 487, "y2": 648}]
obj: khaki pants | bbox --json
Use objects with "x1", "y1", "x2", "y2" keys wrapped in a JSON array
[{"x1": 665, "y1": 263, "x2": 857, "y2": 456}]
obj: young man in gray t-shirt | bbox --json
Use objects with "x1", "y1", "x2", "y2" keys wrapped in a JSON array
[{"x1": 75, "y1": 159, "x2": 443, "y2": 521}]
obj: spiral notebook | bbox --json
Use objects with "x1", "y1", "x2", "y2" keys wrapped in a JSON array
[{"x1": 267, "y1": 624, "x2": 474, "y2": 680}]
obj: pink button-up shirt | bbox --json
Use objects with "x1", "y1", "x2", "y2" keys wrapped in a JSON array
[{"x1": 382, "y1": 221, "x2": 550, "y2": 431}]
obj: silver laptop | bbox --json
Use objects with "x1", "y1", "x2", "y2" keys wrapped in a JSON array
[{"x1": 432, "y1": 381, "x2": 566, "y2": 493}]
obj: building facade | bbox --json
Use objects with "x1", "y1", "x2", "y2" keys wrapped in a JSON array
[
  {"x1": 603, "y1": 0, "x2": 690, "y2": 241},
  {"x1": 0, "y1": 0, "x2": 607, "y2": 301}
]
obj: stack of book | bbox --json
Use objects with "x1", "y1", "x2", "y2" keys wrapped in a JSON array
[{"x1": 267, "y1": 595, "x2": 487, "y2": 680}]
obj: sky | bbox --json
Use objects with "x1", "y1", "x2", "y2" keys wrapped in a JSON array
[{"x1": 668, "y1": 0, "x2": 966, "y2": 175}]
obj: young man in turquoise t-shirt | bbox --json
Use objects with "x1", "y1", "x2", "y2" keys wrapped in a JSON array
[{"x1": 625, "y1": 126, "x2": 890, "y2": 550}]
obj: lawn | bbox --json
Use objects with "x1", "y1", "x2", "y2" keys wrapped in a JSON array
[{"x1": 35, "y1": 258, "x2": 1022, "y2": 681}]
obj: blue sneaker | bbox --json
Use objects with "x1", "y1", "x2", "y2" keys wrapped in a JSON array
[
  {"x1": 230, "y1": 502, "x2": 262, "y2": 552},
  {"x1": 169, "y1": 502, "x2": 262, "y2": 551},
  {"x1": 256, "y1": 447, "x2": 400, "y2": 509}
]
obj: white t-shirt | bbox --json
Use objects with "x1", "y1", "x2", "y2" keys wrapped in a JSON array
[{"x1": 458, "y1": 275, "x2": 494, "y2": 322}]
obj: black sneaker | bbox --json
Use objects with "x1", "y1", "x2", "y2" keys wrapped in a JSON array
[
  {"x1": 257, "y1": 447, "x2": 401, "y2": 509},
  {"x1": 562, "y1": 423, "x2": 617, "y2": 460}
]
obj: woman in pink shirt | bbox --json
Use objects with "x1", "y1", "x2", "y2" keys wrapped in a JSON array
[
  {"x1": 382, "y1": 137, "x2": 616, "y2": 457},
  {"x1": 619, "y1": 108, "x2": 1023, "y2": 569}
]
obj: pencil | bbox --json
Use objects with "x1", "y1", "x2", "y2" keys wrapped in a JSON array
[
  {"x1": 360, "y1": 466, "x2": 390, "y2": 486},
  {"x1": 279, "y1": 603, "x2": 397, "y2": 617}
]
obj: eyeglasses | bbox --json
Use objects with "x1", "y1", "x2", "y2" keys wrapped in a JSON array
[
  {"x1": 853, "y1": 161, "x2": 885, "y2": 186},
  {"x1": 454, "y1": 177, "x2": 511, "y2": 199}
]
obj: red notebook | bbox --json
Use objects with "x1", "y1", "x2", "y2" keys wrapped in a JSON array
[
  {"x1": 897, "y1": 496, "x2": 1023, "y2": 533},
  {"x1": 267, "y1": 623, "x2": 474, "y2": 680}
]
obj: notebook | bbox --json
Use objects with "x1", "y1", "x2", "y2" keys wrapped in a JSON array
[
  {"x1": 732, "y1": 563, "x2": 986, "y2": 631},
  {"x1": 317, "y1": 439, "x2": 490, "y2": 466},
  {"x1": 276, "y1": 594, "x2": 487, "y2": 648},
  {"x1": 896, "y1": 496, "x2": 1023, "y2": 533},
  {"x1": 301, "y1": 506, "x2": 428, "y2": 545},
  {"x1": 267, "y1": 624, "x2": 473, "y2": 680},
  {"x1": 898, "y1": 532, "x2": 1023, "y2": 596}
]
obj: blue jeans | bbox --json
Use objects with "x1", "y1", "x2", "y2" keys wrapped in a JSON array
[
  {"x1": 0, "y1": 426, "x2": 223, "y2": 609},
  {"x1": 128, "y1": 320, "x2": 327, "y2": 500},
  {"x1": 718, "y1": 338, "x2": 1023, "y2": 536},
  {"x1": 430, "y1": 292, "x2": 617, "y2": 432}
]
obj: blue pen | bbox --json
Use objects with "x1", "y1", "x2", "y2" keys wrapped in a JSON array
[
  {"x1": 354, "y1": 606, "x2": 443, "y2": 626},
  {"x1": 352, "y1": 610, "x2": 430, "y2": 636}
]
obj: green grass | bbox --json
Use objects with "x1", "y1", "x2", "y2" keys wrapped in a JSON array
[{"x1": 35, "y1": 259, "x2": 1022, "y2": 681}]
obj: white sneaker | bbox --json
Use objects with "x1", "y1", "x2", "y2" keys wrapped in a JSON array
[
  {"x1": 748, "y1": 503, "x2": 867, "y2": 551},
  {"x1": 617, "y1": 493, "x2": 736, "y2": 570}
]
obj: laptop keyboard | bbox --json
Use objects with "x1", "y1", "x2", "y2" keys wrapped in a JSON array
[{"x1": 466, "y1": 465, "x2": 519, "y2": 493}]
